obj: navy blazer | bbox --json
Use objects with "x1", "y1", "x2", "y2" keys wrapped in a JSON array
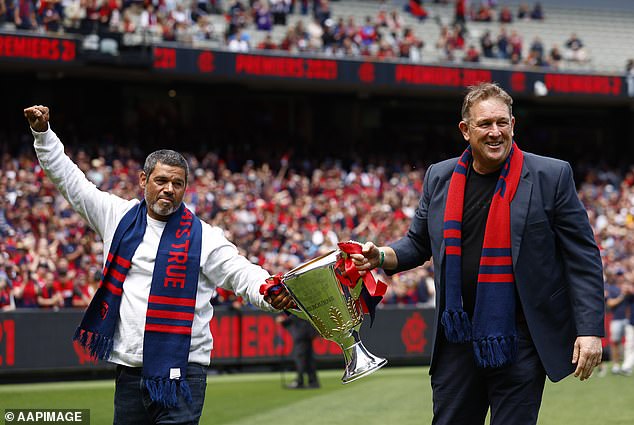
[{"x1": 390, "y1": 151, "x2": 605, "y2": 382}]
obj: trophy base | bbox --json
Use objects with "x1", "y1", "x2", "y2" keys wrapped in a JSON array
[{"x1": 341, "y1": 341, "x2": 388, "y2": 384}]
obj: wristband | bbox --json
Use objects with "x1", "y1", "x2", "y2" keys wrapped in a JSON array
[{"x1": 378, "y1": 249, "x2": 385, "y2": 268}]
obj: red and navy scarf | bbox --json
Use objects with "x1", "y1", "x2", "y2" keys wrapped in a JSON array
[
  {"x1": 74, "y1": 200, "x2": 202, "y2": 407},
  {"x1": 441, "y1": 143, "x2": 524, "y2": 368}
]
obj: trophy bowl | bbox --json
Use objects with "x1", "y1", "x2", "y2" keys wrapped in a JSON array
[{"x1": 281, "y1": 249, "x2": 387, "y2": 383}]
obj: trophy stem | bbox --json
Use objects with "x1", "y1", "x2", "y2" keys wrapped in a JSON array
[{"x1": 341, "y1": 330, "x2": 387, "y2": 384}]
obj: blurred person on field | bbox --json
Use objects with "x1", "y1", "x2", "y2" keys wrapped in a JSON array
[
  {"x1": 620, "y1": 279, "x2": 634, "y2": 376},
  {"x1": 277, "y1": 313, "x2": 320, "y2": 389},
  {"x1": 605, "y1": 269, "x2": 628, "y2": 374},
  {"x1": 24, "y1": 105, "x2": 294, "y2": 425},
  {"x1": 351, "y1": 82, "x2": 604, "y2": 425}
]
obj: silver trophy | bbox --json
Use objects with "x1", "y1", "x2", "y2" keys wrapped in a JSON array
[{"x1": 281, "y1": 249, "x2": 387, "y2": 383}]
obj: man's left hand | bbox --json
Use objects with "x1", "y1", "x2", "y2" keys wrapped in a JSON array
[{"x1": 572, "y1": 336, "x2": 602, "y2": 381}]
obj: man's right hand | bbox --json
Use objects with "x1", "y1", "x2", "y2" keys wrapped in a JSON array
[{"x1": 24, "y1": 105, "x2": 49, "y2": 132}]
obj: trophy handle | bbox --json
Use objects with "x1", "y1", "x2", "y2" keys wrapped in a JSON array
[{"x1": 285, "y1": 308, "x2": 309, "y2": 321}]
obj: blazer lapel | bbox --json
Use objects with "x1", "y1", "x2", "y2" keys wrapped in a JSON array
[{"x1": 510, "y1": 167, "x2": 532, "y2": 266}]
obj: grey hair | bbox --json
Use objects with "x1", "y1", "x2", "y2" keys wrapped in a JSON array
[
  {"x1": 143, "y1": 150, "x2": 189, "y2": 182},
  {"x1": 461, "y1": 82, "x2": 513, "y2": 122}
]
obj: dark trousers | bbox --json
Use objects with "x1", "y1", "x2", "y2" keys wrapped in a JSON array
[
  {"x1": 293, "y1": 334, "x2": 318, "y2": 384},
  {"x1": 431, "y1": 325, "x2": 546, "y2": 425},
  {"x1": 113, "y1": 364, "x2": 207, "y2": 425},
  {"x1": 287, "y1": 317, "x2": 318, "y2": 384}
]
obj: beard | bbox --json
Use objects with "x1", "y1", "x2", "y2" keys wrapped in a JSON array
[{"x1": 148, "y1": 196, "x2": 179, "y2": 217}]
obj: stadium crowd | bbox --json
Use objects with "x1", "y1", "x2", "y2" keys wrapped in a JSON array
[
  {"x1": 0, "y1": 0, "x2": 592, "y2": 69},
  {"x1": 1, "y1": 135, "x2": 633, "y2": 373},
  {"x1": 0, "y1": 144, "x2": 436, "y2": 310}
]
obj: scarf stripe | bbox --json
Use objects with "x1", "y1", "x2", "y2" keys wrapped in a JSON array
[
  {"x1": 149, "y1": 295, "x2": 197, "y2": 306},
  {"x1": 145, "y1": 324, "x2": 194, "y2": 335},
  {"x1": 441, "y1": 143, "x2": 524, "y2": 368}
]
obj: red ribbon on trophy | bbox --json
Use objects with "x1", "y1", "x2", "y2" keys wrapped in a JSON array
[
  {"x1": 335, "y1": 241, "x2": 387, "y2": 325},
  {"x1": 259, "y1": 242, "x2": 387, "y2": 325},
  {"x1": 259, "y1": 273, "x2": 284, "y2": 297}
]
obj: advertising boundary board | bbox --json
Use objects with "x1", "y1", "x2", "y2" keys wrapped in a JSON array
[
  {"x1": 0, "y1": 306, "x2": 434, "y2": 376},
  {"x1": 1, "y1": 31, "x2": 631, "y2": 99}
]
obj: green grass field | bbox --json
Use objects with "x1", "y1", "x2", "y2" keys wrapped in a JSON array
[{"x1": 1, "y1": 366, "x2": 632, "y2": 424}]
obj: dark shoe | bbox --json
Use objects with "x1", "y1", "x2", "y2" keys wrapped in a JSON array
[
  {"x1": 306, "y1": 381, "x2": 320, "y2": 389},
  {"x1": 285, "y1": 381, "x2": 305, "y2": 389}
]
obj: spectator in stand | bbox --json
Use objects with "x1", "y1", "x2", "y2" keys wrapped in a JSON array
[
  {"x1": 321, "y1": 18, "x2": 337, "y2": 51},
  {"x1": 626, "y1": 59, "x2": 634, "y2": 97},
  {"x1": 463, "y1": 44, "x2": 480, "y2": 62},
  {"x1": 523, "y1": 49, "x2": 547, "y2": 68},
  {"x1": 257, "y1": 32, "x2": 277, "y2": 49},
  {"x1": 377, "y1": 38, "x2": 396, "y2": 60},
  {"x1": 564, "y1": 33, "x2": 588, "y2": 63},
  {"x1": 314, "y1": 0, "x2": 330, "y2": 27},
  {"x1": 38, "y1": 271, "x2": 63, "y2": 310},
  {"x1": 530, "y1": 2, "x2": 544, "y2": 20},
  {"x1": 0, "y1": 0, "x2": 6, "y2": 26},
  {"x1": 384, "y1": 273, "x2": 418, "y2": 305},
  {"x1": 56, "y1": 258, "x2": 76, "y2": 308},
  {"x1": 40, "y1": 0, "x2": 62, "y2": 32},
  {"x1": 480, "y1": 30, "x2": 494, "y2": 58},
  {"x1": 191, "y1": 15, "x2": 216, "y2": 42},
  {"x1": 529, "y1": 37, "x2": 544, "y2": 60},
  {"x1": 416, "y1": 267, "x2": 436, "y2": 307},
  {"x1": 376, "y1": 5, "x2": 388, "y2": 28},
  {"x1": 496, "y1": 26, "x2": 510, "y2": 59},
  {"x1": 359, "y1": 16, "x2": 377, "y2": 48},
  {"x1": 343, "y1": 16, "x2": 358, "y2": 41},
  {"x1": 605, "y1": 270, "x2": 629, "y2": 374},
  {"x1": 454, "y1": 0, "x2": 466, "y2": 25},
  {"x1": 254, "y1": 0, "x2": 272, "y2": 31},
  {"x1": 0, "y1": 276, "x2": 15, "y2": 311},
  {"x1": 14, "y1": 0, "x2": 38, "y2": 30},
  {"x1": 386, "y1": 9, "x2": 404, "y2": 35},
  {"x1": 549, "y1": 44, "x2": 563, "y2": 69},
  {"x1": 406, "y1": 0, "x2": 428, "y2": 22},
  {"x1": 227, "y1": 0, "x2": 248, "y2": 36},
  {"x1": 436, "y1": 25, "x2": 455, "y2": 61},
  {"x1": 227, "y1": 27, "x2": 250, "y2": 51},
  {"x1": 399, "y1": 27, "x2": 424, "y2": 62},
  {"x1": 508, "y1": 29, "x2": 522, "y2": 60},
  {"x1": 72, "y1": 271, "x2": 95, "y2": 309},
  {"x1": 473, "y1": 2, "x2": 493, "y2": 22},
  {"x1": 449, "y1": 23, "x2": 465, "y2": 50},
  {"x1": 270, "y1": 0, "x2": 289, "y2": 26},
  {"x1": 13, "y1": 267, "x2": 39, "y2": 308},
  {"x1": 517, "y1": 2, "x2": 530, "y2": 20},
  {"x1": 306, "y1": 17, "x2": 324, "y2": 51},
  {"x1": 499, "y1": 5, "x2": 512, "y2": 23}
]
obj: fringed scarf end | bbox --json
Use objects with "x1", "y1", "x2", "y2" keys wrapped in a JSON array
[
  {"x1": 441, "y1": 309, "x2": 472, "y2": 343},
  {"x1": 473, "y1": 335, "x2": 518, "y2": 368},
  {"x1": 146, "y1": 378, "x2": 192, "y2": 408},
  {"x1": 73, "y1": 328, "x2": 113, "y2": 360}
]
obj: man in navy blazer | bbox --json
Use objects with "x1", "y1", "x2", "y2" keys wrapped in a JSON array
[{"x1": 352, "y1": 82, "x2": 604, "y2": 425}]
